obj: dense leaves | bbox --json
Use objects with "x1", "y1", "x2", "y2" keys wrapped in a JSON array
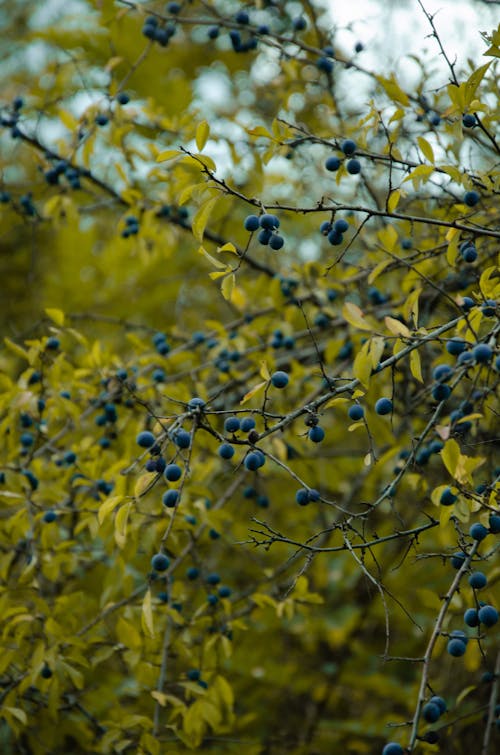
[{"x1": 0, "y1": 1, "x2": 499, "y2": 753}]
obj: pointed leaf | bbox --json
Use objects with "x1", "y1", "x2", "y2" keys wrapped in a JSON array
[{"x1": 195, "y1": 121, "x2": 210, "y2": 152}]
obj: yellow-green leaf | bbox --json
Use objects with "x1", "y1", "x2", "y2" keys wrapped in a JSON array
[
  {"x1": 192, "y1": 197, "x2": 218, "y2": 242},
  {"x1": 114, "y1": 501, "x2": 131, "y2": 548},
  {"x1": 403, "y1": 288, "x2": 421, "y2": 327},
  {"x1": 4, "y1": 338, "x2": 29, "y2": 361},
  {"x1": 217, "y1": 242, "x2": 237, "y2": 254},
  {"x1": 376, "y1": 74, "x2": 410, "y2": 106},
  {"x1": 368, "y1": 259, "x2": 392, "y2": 284},
  {"x1": 385, "y1": 316, "x2": 411, "y2": 337},
  {"x1": 195, "y1": 120, "x2": 210, "y2": 151},
  {"x1": 221, "y1": 273, "x2": 235, "y2": 301},
  {"x1": 98, "y1": 495, "x2": 124, "y2": 525},
  {"x1": 377, "y1": 224, "x2": 398, "y2": 252},
  {"x1": 442, "y1": 438, "x2": 460, "y2": 479},
  {"x1": 417, "y1": 136, "x2": 434, "y2": 163},
  {"x1": 156, "y1": 149, "x2": 182, "y2": 162},
  {"x1": 260, "y1": 360, "x2": 271, "y2": 380},
  {"x1": 353, "y1": 347, "x2": 372, "y2": 388},
  {"x1": 142, "y1": 589, "x2": 155, "y2": 638},
  {"x1": 3, "y1": 707, "x2": 27, "y2": 726},
  {"x1": 342, "y1": 302, "x2": 373, "y2": 332},
  {"x1": 134, "y1": 473, "x2": 155, "y2": 499},
  {"x1": 240, "y1": 381, "x2": 266, "y2": 405},
  {"x1": 410, "y1": 349, "x2": 423, "y2": 382},
  {"x1": 45, "y1": 308, "x2": 65, "y2": 327},
  {"x1": 198, "y1": 245, "x2": 226, "y2": 269},
  {"x1": 387, "y1": 190, "x2": 400, "y2": 213}
]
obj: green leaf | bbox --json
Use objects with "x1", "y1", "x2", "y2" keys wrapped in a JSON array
[
  {"x1": 141, "y1": 589, "x2": 155, "y2": 638},
  {"x1": 196, "y1": 120, "x2": 210, "y2": 152},
  {"x1": 192, "y1": 197, "x2": 218, "y2": 242},
  {"x1": 98, "y1": 495, "x2": 123, "y2": 525}
]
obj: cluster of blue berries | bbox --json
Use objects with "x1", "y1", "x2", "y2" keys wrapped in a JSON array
[
  {"x1": 320, "y1": 217, "x2": 350, "y2": 246},
  {"x1": 244, "y1": 213, "x2": 284, "y2": 250},
  {"x1": 44, "y1": 159, "x2": 81, "y2": 189},
  {"x1": 324, "y1": 139, "x2": 361, "y2": 176},
  {"x1": 152, "y1": 331, "x2": 170, "y2": 356},
  {"x1": 122, "y1": 215, "x2": 139, "y2": 238},
  {"x1": 142, "y1": 15, "x2": 176, "y2": 47}
]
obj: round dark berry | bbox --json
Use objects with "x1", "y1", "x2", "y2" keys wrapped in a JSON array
[
  {"x1": 375, "y1": 398, "x2": 392, "y2": 415},
  {"x1": 151, "y1": 553, "x2": 170, "y2": 572}
]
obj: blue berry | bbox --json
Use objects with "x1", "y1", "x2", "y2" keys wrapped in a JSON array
[
  {"x1": 295, "y1": 488, "x2": 310, "y2": 506},
  {"x1": 440, "y1": 487, "x2": 457, "y2": 506},
  {"x1": 327, "y1": 229, "x2": 343, "y2": 245},
  {"x1": 481, "y1": 299, "x2": 496, "y2": 317},
  {"x1": 43, "y1": 510, "x2": 57, "y2": 523},
  {"x1": 469, "y1": 523, "x2": 488, "y2": 541},
  {"x1": 463, "y1": 190, "x2": 479, "y2": 207},
  {"x1": 244, "y1": 452, "x2": 261, "y2": 471},
  {"x1": 218, "y1": 443, "x2": 235, "y2": 460},
  {"x1": 422, "y1": 702, "x2": 441, "y2": 723},
  {"x1": 244, "y1": 214, "x2": 260, "y2": 231},
  {"x1": 269, "y1": 234, "x2": 284, "y2": 250},
  {"x1": 382, "y1": 745, "x2": 404, "y2": 755},
  {"x1": 462, "y1": 114, "x2": 476, "y2": 128},
  {"x1": 489, "y1": 514, "x2": 500, "y2": 533},
  {"x1": 259, "y1": 213, "x2": 279, "y2": 230},
  {"x1": 173, "y1": 430, "x2": 191, "y2": 449},
  {"x1": 271, "y1": 371, "x2": 289, "y2": 388},
  {"x1": 224, "y1": 416, "x2": 240, "y2": 433},
  {"x1": 235, "y1": 10, "x2": 249, "y2": 24},
  {"x1": 447, "y1": 638, "x2": 467, "y2": 657},
  {"x1": 375, "y1": 398, "x2": 392, "y2": 415},
  {"x1": 433, "y1": 364, "x2": 453, "y2": 382},
  {"x1": 478, "y1": 605, "x2": 498, "y2": 627},
  {"x1": 317, "y1": 57, "x2": 333, "y2": 74},
  {"x1": 292, "y1": 16, "x2": 307, "y2": 31},
  {"x1": 346, "y1": 158, "x2": 361, "y2": 175},
  {"x1": 218, "y1": 585, "x2": 232, "y2": 598},
  {"x1": 188, "y1": 397, "x2": 205, "y2": 410},
  {"x1": 457, "y1": 350, "x2": 474, "y2": 366},
  {"x1": 258, "y1": 229, "x2": 272, "y2": 245},
  {"x1": 446, "y1": 338, "x2": 467, "y2": 356},
  {"x1": 151, "y1": 553, "x2": 170, "y2": 571},
  {"x1": 206, "y1": 573, "x2": 220, "y2": 585},
  {"x1": 308, "y1": 426, "x2": 325, "y2": 443},
  {"x1": 136, "y1": 431, "x2": 156, "y2": 448},
  {"x1": 472, "y1": 344, "x2": 492, "y2": 364},
  {"x1": 162, "y1": 489, "x2": 179, "y2": 508},
  {"x1": 240, "y1": 417, "x2": 256, "y2": 433},
  {"x1": 348, "y1": 405, "x2": 364, "y2": 421},
  {"x1": 334, "y1": 218, "x2": 349, "y2": 234},
  {"x1": 164, "y1": 464, "x2": 182, "y2": 482},
  {"x1": 186, "y1": 567, "x2": 199, "y2": 580},
  {"x1": 432, "y1": 384, "x2": 451, "y2": 401},
  {"x1": 429, "y1": 696, "x2": 446, "y2": 715},
  {"x1": 341, "y1": 139, "x2": 356, "y2": 156},
  {"x1": 464, "y1": 608, "x2": 479, "y2": 627},
  {"x1": 468, "y1": 571, "x2": 487, "y2": 589},
  {"x1": 461, "y1": 244, "x2": 477, "y2": 263},
  {"x1": 450, "y1": 551, "x2": 466, "y2": 569},
  {"x1": 325, "y1": 156, "x2": 341, "y2": 171},
  {"x1": 152, "y1": 368, "x2": 166, "y2": 382},
  {"x1": 40, "y1": 664, "x2": 52, "y2": 679}
]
